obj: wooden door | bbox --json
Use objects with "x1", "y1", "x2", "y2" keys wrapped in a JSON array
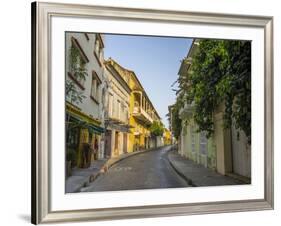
[{"x1": 123, "y1": 133, "x2": 128, "y2": 153}]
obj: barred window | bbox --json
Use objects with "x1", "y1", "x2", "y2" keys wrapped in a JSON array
[{"x1": 200, "y1": 132, "x2": 208, "y2": 155}]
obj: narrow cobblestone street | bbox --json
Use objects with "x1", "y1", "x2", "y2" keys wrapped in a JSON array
[
  {"x1": 82, "y1": 146, "x2": 189, "y2": 192},
  {"x1": 64, "y1": 33, "x2": 251, "y2": 194}
]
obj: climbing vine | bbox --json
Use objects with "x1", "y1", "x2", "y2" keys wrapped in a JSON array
[
  {"x1": 66, "y1": 45, "x2": 88, "y2": 105},
  {"x1": 170, "y1": 92, "x2": 184, "y2": 140},
  {"x1": 69, "y1": 45, "x2": 88, "y2": 80},
  {"x1": 66, "y1": 45, "x2": 89, "y2": 135},
  {"x1": 183, "y1": 39, "x2": 251, "y2": 143}
]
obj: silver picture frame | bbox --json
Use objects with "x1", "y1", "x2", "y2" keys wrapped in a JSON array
[{"x1": 31, "y1": 1, "x2": 274, "y2": 224}]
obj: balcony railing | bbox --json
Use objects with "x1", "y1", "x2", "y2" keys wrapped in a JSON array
[
  {"x1": 105, "y1": 110, "x2": 129, "y2": 125},
  {"x1": 132, "y1": 106, "x2": 153, "y2": 124}
]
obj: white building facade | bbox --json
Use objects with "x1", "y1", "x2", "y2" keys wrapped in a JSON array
[
  {"x1": 176, "y1": 39, "x2": 251, "y2": 179},
  {"x1": 103, "y1": 59, "x2": 131, "y2": 158},
  {"x1": 65, "y1": 32, "x2": 107, "y2": 168}
]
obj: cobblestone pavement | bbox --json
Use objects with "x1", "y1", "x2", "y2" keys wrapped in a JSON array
[{"x1": 82, "y1": 146, "x2": 189, "y2": 192}]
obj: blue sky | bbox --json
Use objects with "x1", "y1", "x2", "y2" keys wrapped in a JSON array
[{"x1": 104, "y1": 34, "x2": 193, "y2": 128}]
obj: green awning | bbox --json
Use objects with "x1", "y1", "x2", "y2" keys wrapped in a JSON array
[
  {"x1": 67, "y1": 113, "x2": 105, "y2": 134},
  {"x1": 87, "y1": 124, "x2": 105, "y2": 134},
  {"x1": 67, "y1": 114, "x2": 82, "y2": 123}
]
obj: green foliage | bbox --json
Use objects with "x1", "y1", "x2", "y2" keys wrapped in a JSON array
[
  {"x1": 66, "y1": 119, "x2": 87, "y2": 131},
  {"x1": 69, "y1": 45, "x2": 88, "y2": 80},
  {"x1": 149, "y1": 121, "x2": 165, "y2": 137},
  {"x1": 66, "y1": 80, "x2": 86, "y2": 104},
  {"x1": 184, "y1": 40, "x2": 251, "y2": 143},
  {"x1": 66, "y1": 45, "x2": 88, "y2": 105},
  {"x1": 171, "y1": 93, "x2": 184, "y2": 140}
]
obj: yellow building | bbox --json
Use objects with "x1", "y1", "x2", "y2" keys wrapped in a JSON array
[
  {"x1": 163, "y1": 128, "x2": 172, "y2": 145},
  {"x1": 107, "y1": 59, "x2": 161, "y2": 152},
  {"x1": 66, "y1": 102, "x2": 104, "y2": 168}
]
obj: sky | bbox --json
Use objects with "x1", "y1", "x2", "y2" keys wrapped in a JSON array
[{"x1": 103, "y1": 34, "x2": 193, "y2": 128}]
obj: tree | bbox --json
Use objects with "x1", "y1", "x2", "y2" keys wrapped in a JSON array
[
  {"x1": 149, "y1": 121, "x2": 165, "y2": 137},
  {"x1": 185, "y1": 40, "x2": 251, "y2": 143},
  {"x1": 170, "y1": 92, "x2": 184, "y2": 140}
]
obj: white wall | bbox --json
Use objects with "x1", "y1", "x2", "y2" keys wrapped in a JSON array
[
  {"x1": 0, "y1": 1, "x2": 280, "y2": 226},
  {"x1": 66, "y1": 32, "x2": 104, "y2": 122},
  {"x1": 104, "y1": 66, "x2": 130, "y2": 123}
]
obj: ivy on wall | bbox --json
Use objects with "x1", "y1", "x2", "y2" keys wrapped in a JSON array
[
  {"x1": 171, "y1": 93, "x2": 184, "y2": 140},
  {"x1": 69, "y1": 45, "x2": 88, "y2": 80},
  {"x1": 172, "y1": 39, "x2": 251, "y2": 144},
  {"x1": 66, "y1": 45, "x2": 88, "y2": 105},
  {"x1": 66, "y1": 44, "x2": 89, "y2": 137}
]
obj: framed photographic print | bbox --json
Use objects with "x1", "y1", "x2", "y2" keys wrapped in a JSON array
[{"x1": 31, "y1": 1, "x2": 274, "y2": 224}]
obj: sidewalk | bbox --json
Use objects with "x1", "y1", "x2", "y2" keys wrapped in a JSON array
[
  {"x1": 65, "y1": 159, "x2": 107, "y2": 193},
  {"x1": 66, "y1": 147, "x2": 163, "y2": 193},
  {"x1": 168, "y1": 150, "x2": 246, "y2": 187}
]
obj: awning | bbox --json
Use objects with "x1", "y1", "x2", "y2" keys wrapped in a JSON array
[
  {"x1": 67, "y1": 114, "x2": 82, "y2": 123},
  {"x1": 87, "y1": 124, "x2": 105, "y2": 134},
  {"x1": 66, "y1": 113, "x2": 105, "y2": 134}
]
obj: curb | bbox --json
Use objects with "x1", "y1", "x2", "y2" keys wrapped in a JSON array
[
  {"x1": 167, "y1": 150, "x2": 196, "y2": 187},
  {"x1": 68, "y1": 178, "x2": 89, "y2": 193}
]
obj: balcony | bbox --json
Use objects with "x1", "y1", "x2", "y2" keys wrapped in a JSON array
[{"x1": 132, "y1": 106, "x2": 153, "y2": 125}]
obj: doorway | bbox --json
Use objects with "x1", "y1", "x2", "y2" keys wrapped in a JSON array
[{"x1": 104, "y1": 130, "x2": 112, "y2": 158}]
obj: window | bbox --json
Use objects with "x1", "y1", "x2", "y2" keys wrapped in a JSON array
[
  {"x1": 91, "y1": 79, "x2": 97, "y2": 98},
  {"x1": 124, "y1": 106, "x2": 129, "y2": 123},
  {"x1": 108, "y1": 93, "x2": 113, "y2": 118},
  {"x1": 90, "y1": 71, "x2": 101, "y2": 103},
  {"x1": 68, "y1": 37, "x2": 89, "y2": 89},
  {"x1": 112, "y1": 96, "x2": 116, "y2": 118},
  {"x1": 101, "y1": 87, "x2": 106, "y2": 108},
  {"x1": 95, "y1": 37, "x2": 100, "y2": 56},
  {"x1": 117, "y1": 100, "x2": 121, "y2": 120},
  {"x1": 94, "y1": 34, "x2": 104, "y2": 66},
  {"x1": 200, "y1": 132, "x2": 208, "y2": 155},
  {"x1": 121, "y1": 102, "x2": 126, "y2": 122}
]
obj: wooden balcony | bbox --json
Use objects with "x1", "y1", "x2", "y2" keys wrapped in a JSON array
[{"x1": 132, "y1": 106, "x2": 153, "y2": 125}]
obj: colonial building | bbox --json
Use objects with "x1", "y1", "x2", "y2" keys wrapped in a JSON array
[
  {"x1": 163, "y1": 128, "x2": 172, "y2": 145},
  {"x1": 167, "y1": 104, "x2": 176, "y2": 144},
  {"x1": 176, "y1": 39, "x2": 251, "y2": 180},
  {"x1": 106, "y1": 59, "x2": 162, "y2": 152},
  {"x1": 65, "y1": 32, "x2": 106, "y2": 168},
  {"x1": 103, "y1": 59, "x2": 131, "y2": 158}
]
